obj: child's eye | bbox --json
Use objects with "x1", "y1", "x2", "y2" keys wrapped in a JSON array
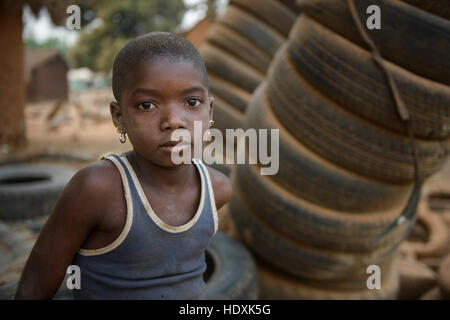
[
  {"x1": 137, "y1": 101, "x2": 156, "y2": 111},
  {"x1": 186, "y1": 98, "x2": 202, "y2": 108}
]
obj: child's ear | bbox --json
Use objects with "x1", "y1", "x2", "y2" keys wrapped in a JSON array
[{"x1": 110, "y1": 101, "x2": 124, "y2": 130}]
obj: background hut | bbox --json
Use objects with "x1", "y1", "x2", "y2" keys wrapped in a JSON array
[{"x1": 25, "y1": 48, "x2": 69, "y2": 103}]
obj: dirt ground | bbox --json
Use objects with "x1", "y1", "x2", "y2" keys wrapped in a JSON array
[{"x1": 21, "y1": 88, "x2": 130, "y2": 163}]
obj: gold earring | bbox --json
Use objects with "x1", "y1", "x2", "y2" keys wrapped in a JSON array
[
  {"x1": 118, "y1": 129, "x2": 127, "y2": 143},
  {"x1": 209, "y1": 120, "x2": 214, "y2": 127}
]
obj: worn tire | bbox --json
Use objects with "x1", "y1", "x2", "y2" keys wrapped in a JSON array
[
  {"x1": 213, "y1": 96, "x2": 245, "y2": 133},
  {"x1": 218, "y1": 5, "x2": 285, "y2": 57},
  {"x1": 205, "y1": 24, "x2": 272, "y2": 74},
  {"x1": 394, "y1": 256, "x2": 437, "y2": 300},
  {"x1": 245, "y1": 83, "x2": 413, "y2": 212},
  {"x1": 419, "y1": 286, "x2": 442, "y2": 300},
  {"x1": 403, "y1": 201, "x2": 449, "y2": 258},
  {"x1": 288, "y1": 15, "x2": 450, "y2": 139},
  {"x1": 229, "y1": 188, "x2": 401, "y2": 281},
  {"x1": 296, "y1": 0, "x2": 450, "y2": 86},
  {"x1": 208, "y1": 73, "x2": 251, "y2": 113},
  {"x1": 438, "y1": 254, "x2": 450, "y2": 299},
  {"x1": 258, "y1": 259, "x2": 400, "y2": 299},
  {"x1": 265, "y1": 46, "x2": 450, "y2": 183},
  {"x1": 201, "y1": 231, "x2": 258, "y2": 299},
  {"x1": 0, "y1": 223, "x2": 13, "y2": 275},
  {"x1": 398, "y1": 0, "x2": 450, "y2": 21},
  {"x1": 0, "y1": 163, "x2": 75, "y2": 220},
  {"x1": 233, "y1": 162, "x2": 414, "y2": 252},
  {"x1": 279, "y1": 0, "x2": 301, "y2": 13},
  {"x1": 201, "y1": 43, "x2": 265, "y2": 94},
  {"x1": 229, "y1": 0, "x2": 297, "y2": 36}
]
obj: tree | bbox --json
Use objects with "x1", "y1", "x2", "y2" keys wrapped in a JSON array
[
  {"x1": 0, "y1": 0, "x2": 70, "y2": 151},
  {"x1": 68, "y1": 0, "x2": 188, "y2": 73}
]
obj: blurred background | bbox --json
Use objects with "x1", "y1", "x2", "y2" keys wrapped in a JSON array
[
  {"x1": 0, "y1": 0, "x2": 449, "y2": 301},
  {"x1": 0, "y1": 0, "x2": 228, "y2": 159}
]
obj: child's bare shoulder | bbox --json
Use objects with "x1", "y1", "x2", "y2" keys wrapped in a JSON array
[
  {"x1": 62, "y1": 158, "x2": 123, "y2": 214},
  {"x1": 204, "y1": 166, "x2": 232, "y2": 210},
  {"x1": 71, "y1": 158, "x2": 121, "y2": 193}
]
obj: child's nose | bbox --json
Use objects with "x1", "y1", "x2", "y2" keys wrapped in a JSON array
[{"x1": 160, "y1": 105, "x2": 186, "y2": 131}]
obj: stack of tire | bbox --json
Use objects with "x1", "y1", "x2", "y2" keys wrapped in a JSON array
[
  {"x1": 200, "y1": 0, "x2": 299, "y2": 133},
  {"x1": 229, "y1": 0, "x2": 450, "y2": 299}
]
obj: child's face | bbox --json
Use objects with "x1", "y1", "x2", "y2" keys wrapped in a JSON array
[{"x1": 110, "y1": 57, "x2": 213, "y2": 167}]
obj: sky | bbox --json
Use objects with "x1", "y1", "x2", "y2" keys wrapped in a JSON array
[{"x1": 22, "y1": 0, "x2": 228, "y2": 47}]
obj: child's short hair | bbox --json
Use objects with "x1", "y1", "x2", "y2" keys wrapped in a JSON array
[{"x1": 112, "y1": 32, "x2": 209, "y2": 103}]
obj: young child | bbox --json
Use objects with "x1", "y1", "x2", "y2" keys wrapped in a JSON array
[{"x1": 15, "y1": 32, "x2": 232, "y2": 299}]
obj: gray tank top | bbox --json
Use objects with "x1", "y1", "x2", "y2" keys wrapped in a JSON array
[{"x1": 71, "y1": 153, "x2": 218, "y2": 299}]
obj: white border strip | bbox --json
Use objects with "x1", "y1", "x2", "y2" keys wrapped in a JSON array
[
  {"x1": 120, "y1": 156, "x2": 205, "y2": 233},
  {"x1": 78, "y1": 155, "x2": 134, "y2": 256},
  {"x1": 197, "y1": 161, "x2": 219, "y2": 235}
]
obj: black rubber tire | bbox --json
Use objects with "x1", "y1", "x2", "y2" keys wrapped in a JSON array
[
  {"x1": 265, "y1": 46, "x2": 450, "y2": 183},
  {"x1": 404, "y1": 204, "x2": 450, "y2": 258},
  {"x1": 288, "y1": 15, "x2": 450, "y2": 139},
  {"x1": 0, "y1": 223, "x2": 13, "y2": 275},
  {"x1": 296, "y1": 0, "x2": 450, "y2": 86},
  {"x1": 257, "y1": 259, "x2": 400, "y2": 299},
  {"x1": 419, "y1": 286, "x2": 442, "y2": 300},
  {"x1": 253, "y1": 250, "x2": 396, "y2": 292},
  {"x1": 213, "y1": 96, "x2": 245, "y2": 133},
  {"x1": 205, "y1": 24, "x2": 272, "y2": 74},
  {"x1": 279, "y1": 0, "x2": 301, "y2": 13},
  {"x1": 217, "y1": 5, "x2": 285, "y2": 57},
  {"x1": 229, "y1": 0, "x2": 297, "y2": 36},
  {"x1": 0, "y1": 163, "x2": 75, "y2": 220},
  {"x1": 201, "y1": 43, "x2": 265, "y2": 94},
  {"x1": 245, "y1": 84, "x2": 413, "y2": 212},
  {"x1": 200, "y1": 231, "x2": 258, "y2": 299},
  {"x1": 208, "y1": 73, "x2": 251, "y2": 113},
  {"x1": 229, "y1": 187, "x2": 402, "y2": 281},
  {"x1": 438, "y1": 254, "x2": 450, "y2": 299},
  {"x1": 398, "y1": 0, "x2": 450, "y2": 22},
  {"x1": 233, "y1": 162, "x2": 414, "y2": 252}
]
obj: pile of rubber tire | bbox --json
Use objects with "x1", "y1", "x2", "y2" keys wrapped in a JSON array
[
  {"x1": 200, "y1": 0, "x2": 299, "y2": 133},
  {"x1": 395, "y1": 174, "x2": 450, "y2": 300},
  {"x1": 229, "y1": 0, "x2": 450, "y2": 299}
]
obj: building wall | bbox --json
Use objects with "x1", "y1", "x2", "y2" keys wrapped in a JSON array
[{"x1": 28, "y1": 57, "x2": 68, "y2": 102}]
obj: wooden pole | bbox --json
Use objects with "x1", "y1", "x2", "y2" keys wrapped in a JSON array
[{"x1": 0, "y1": 2, "x2": 27, "y2": 152}]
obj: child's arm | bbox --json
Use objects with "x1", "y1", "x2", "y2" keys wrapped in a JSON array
[
  {"x1": 207, "y1": 167, "x2": 232, "y2": 211},
  {"x1": 14, "y1": 163, "x2": 112, "y2": 299}
]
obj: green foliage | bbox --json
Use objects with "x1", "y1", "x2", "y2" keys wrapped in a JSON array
[
  {"x1": 25, "y1": 36, "x2": 69, "y2": 57},
  {"x1": 68, "y1": 0, "x2": 188, "y2": 73}
]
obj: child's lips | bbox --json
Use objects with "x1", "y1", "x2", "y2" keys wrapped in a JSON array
[{"x1": 159, "y1": 141, "x2": 190, "y2": 153}]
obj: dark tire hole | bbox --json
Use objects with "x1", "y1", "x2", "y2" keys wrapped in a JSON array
[
  {"x1": 408, "y1": 220, "x2": 428, "y2": 243},
  {"x1": 0, "y1": 174, "x2": 51, "y2": 184},
  {"x1": 428, "y1": 192, "x2": 450, "y2": 212},
  {"x1": 203, "y1": 250, "x2": 215, "y2": 283}
]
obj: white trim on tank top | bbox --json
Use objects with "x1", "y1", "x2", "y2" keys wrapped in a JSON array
[
  {"x1": 120, "y1": 155, "x2": 206, "y2": 234},
  {"x1": 195, "y1": 160, "x2": 219, "y2": 234},
  {"x1": 78, "y1": 154, "x2": 134, "y2": 256}
]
